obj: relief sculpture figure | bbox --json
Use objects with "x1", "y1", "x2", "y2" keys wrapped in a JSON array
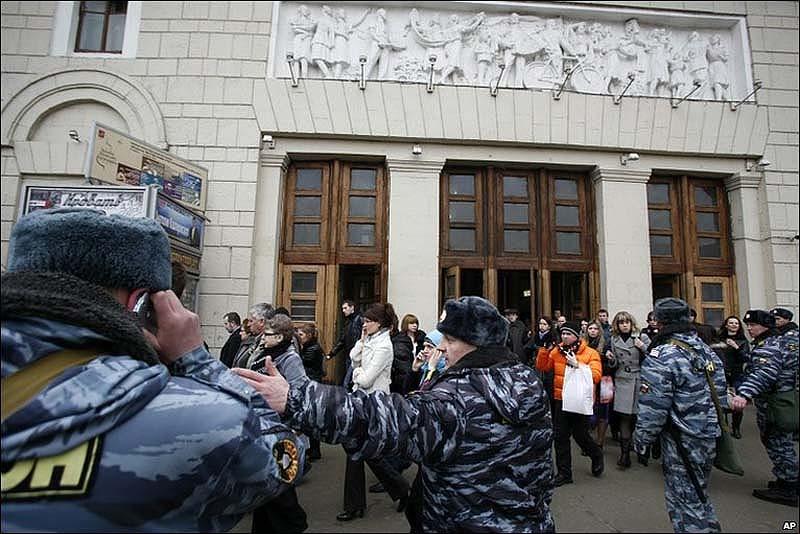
[
  {"x1": 310, "y1": 5, "x2": 336, "y2": 78},
  {"x1": 607, "y1": 18, "x2": 648, "y2": 93},
  {"x1": 706, "y1": 34, "x2": 730, "y2": 101},
  {"x1": 332, "y1": 7, "x2": 371, "y2": 78},
  {"x1": 290, "y1": 5, "x2": 316, "y2": 79}
]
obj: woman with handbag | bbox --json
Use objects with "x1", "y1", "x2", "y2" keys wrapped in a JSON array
[
  {"x1": 337, "y1": 303, "x2": 410, "y2": 521},
  {"x1": 537, "y1": 321, "x2": 604, "y2": 487},
  {"x1": 606, "y1": 311, "x2": 651, "y2": 469},
  {"x1": 583, "y1": 321, "x2": 612, "y2": 449},
  {"x1": 711, "y1": 315, "x2": 750, "y2": 439}
]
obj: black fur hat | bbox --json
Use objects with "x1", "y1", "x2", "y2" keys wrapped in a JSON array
[
  {"x1": 654, "y1": 297, "x2": 691, "y2": 325},
  {"x1": 437, "y1": 296, "x2": 509, "y2": 347},
  {"x1": 744, "y1": 309, "x2": 776, "y2": 328},
  {"x1": 8, "y1": 208, "x2": 172, "y2": 291},
  {"x1": 770, "y1": 307, "x2": 793, "y2": 321}
]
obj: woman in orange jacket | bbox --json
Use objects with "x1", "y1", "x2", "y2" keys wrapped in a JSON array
[{"x1": 536, "y1": 321, "x2": 605, "y2": 486}]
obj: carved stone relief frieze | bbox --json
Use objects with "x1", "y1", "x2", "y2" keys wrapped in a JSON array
[{"x1": 271, "y1": 2, "x2": 751, "y2": 102}]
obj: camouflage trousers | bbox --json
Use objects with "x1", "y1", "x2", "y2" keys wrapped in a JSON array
[
  {"x1": 755, "y1": 401, "x2": 799, "y2": 482},
  {"x1": 659, "y1": 432, "x2": 721, "y2": 533}
]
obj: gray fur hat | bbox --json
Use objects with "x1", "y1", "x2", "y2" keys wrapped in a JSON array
[
  {"x1": 437, "y1": 296, "x2": 509, "y2": 347},
  {"x1": 8, "y1": 208, "x2": 172, "y2": 291},
  {"x1": 654, "y1": 297, "x2": 691, "y2": 325}
]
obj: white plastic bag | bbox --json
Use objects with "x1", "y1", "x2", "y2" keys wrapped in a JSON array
[{"x1": 562, "y1": 364, "x2": 594, "y2": 415}]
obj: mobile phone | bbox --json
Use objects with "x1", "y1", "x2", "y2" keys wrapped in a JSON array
[{"x1": 133, "y1": 292, "x2": 158, "y2": 334}]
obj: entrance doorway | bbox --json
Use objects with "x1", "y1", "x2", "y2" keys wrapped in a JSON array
[
  {"x1": 652, "y1": 274, "x2": 680, "y2": 301},
  {"x1": 551, "y1": 271, "x2": 589, "y2": 320},
  {"x1": 442, "y1": 266, "x2": 485, "y2": 301},
  {"x1": 498, "y1": 270, "x2": 533, "y2": 325},
  {"x1": 339, "y1": 264, "x2": 380, "y2": 313}
]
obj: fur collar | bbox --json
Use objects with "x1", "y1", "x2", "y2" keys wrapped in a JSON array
[{"x1": 1, "y1": 271, "x2": 159, "y2": 365}]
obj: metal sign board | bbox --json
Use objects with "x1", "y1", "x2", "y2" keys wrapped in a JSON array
[{"x1": 85, "y1": 122, "x2": 207, "y2": 211}]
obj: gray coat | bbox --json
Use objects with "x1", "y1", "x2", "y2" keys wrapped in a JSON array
[{"x1": 609, "y1": 332, "x2": 651, "y2": 414}]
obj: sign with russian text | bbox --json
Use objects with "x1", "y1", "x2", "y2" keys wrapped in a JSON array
[
  {"x1": 86, "y1": 122, "x2": 207, "y2": 210},
  {"x1": 20, "y1": 185, "x2": 152, "y2": 218},
  {"x1": 155, "y1": 192, "x2": 204, "y2": 254}
]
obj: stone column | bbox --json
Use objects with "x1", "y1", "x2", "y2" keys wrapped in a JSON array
[
  {"x1": 591, "y1": 167, "x2": 653, "y2": 323},
  {"x1": 250, "y1": 153, "x2": 288, "y2": 306},
  {"x1": 385, "y1": 158, "x2": 446, "y2": 331},
  {"x1": 725, "y1": 172, "x2": 773, "y2": 311}
]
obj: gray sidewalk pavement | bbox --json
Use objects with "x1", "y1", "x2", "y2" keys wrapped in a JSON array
[{"x1": 234, "y1": 407, "x2": 799, "y2": 533}]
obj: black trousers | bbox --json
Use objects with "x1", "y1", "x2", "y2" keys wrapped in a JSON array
[
  {"x1": 251, "y1": 486, "x2": 308, "y2": 533},
  {"x1": 344, "y1": 452, "x2": 410, "y2": 512},
  {"x1": 553, "y1": 400, "x2": 602, "y2": 479}
]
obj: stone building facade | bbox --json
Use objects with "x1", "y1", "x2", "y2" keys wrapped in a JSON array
[{"x1": 1, "y1": 1, "x2": 797, "y2": 367}]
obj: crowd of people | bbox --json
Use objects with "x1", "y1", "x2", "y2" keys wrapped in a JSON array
[{"x1": 2, "y1": 207, "x2": 797, "y2": 533}]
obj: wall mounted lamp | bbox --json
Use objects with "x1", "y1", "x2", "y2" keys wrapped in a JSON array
[
  {"x1": 426, "y1": 54, "x2": 437, "y2": 93},
  {"x1": 261, "y1": 134, "x2": 275, "y2": 150},
  {"x1": 358, "y1": 55, "x2": 367, "y2": 90},
  {"x1": 731, "y1": 80, "x2": 763, "y2": 111},
  {"x1": 489, "y1": 63, "x2": 506, "y2": 97},
  {"x1": 411, "y1": 144, "x2": 423, "y2": 156},
  {"x1": 286, "y1": 53, "x2": 298, "y2": 87},
  {"x1": 68, "y1": 129, "x2": 81, "y2": 142},
  {"x1": 670, "y1": 79, "x2": 703, "y2": 109},
  {"x1": 620, "y1": 152, "x2": 640, "y2": 165},
  {"x1": 613, "y1": 72, "x2": 636, "y2": 105},
  {"x1": 746, "y1": 157, "x2": 771, "y2": 172},
  {"x1": 553, "y1": 66, "x2": 574, "y2": 101}
]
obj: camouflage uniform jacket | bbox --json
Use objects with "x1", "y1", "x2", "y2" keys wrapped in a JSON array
[
  {"x1": 634, "y1": 332, "x2": 727, "y2": 449},
  {"x1": 286, "y1": 345, "x2": 555, "y2": 532},
  {"x1": 1, "y1": 272, "x2": 305, "y2": 533},
  {"x1": 737, "y1": 331, "x2": 798, "y2": 401}
]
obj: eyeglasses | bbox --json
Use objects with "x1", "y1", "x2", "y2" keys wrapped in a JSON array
[{"x1": 262, "y1": 331, "x2": 280, "y2": 336}]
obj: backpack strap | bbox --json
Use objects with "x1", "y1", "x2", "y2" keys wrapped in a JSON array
[
  {"x1": 1, "y1": 349, "x2": 99, "y2": 423},
  {"x1": 668, "y1": 339, "x2": 729, "y2": 433}
]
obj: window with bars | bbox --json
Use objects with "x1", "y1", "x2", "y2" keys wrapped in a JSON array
[
  {"x1": 551, "y1": 176, "x2": 583, "y2": 256},
  {"x1": 647, "y1": 176, "x2": 732, "y2": 273},
  {"x1": 282, "y1": 162, "x2": 386, "y2": 265},
  {"x1": 75, "y1": 1, "x2": 128, "y2": 53},
  {"x1": 446, "y1": 173, "x2": 481, "y2": 253}
]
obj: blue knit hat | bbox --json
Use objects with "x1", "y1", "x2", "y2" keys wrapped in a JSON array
[
  {"x1": 424, "y1": 329, "x2": 444, "y2": 347},
  {"x1": 8, "y1": 208, "x2": 172, "y2": 291}
]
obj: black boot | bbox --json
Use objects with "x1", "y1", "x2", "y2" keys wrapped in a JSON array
[
  {"x1": 617, "y1": 439, "x2": 631, "y2": 469},
  {"x1": 753, "y1": 479, "x2": 798, "y2": 507},
  {"x1": 651, "y1": 439, "x2": 661, "y2": 460},
  {"x1": 637, "y1": 445, "x2": 650, "y2": 466}
]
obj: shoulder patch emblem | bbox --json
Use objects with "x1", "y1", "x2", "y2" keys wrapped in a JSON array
[
  {"x1": 272, "y1": 439, "x2": 300, "y2": 484},
  {"x1": 1, "y1": 436, "x2": 102, "y2": 500}
]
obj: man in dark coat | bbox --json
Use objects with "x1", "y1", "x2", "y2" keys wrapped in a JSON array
[
  {"x1": 504, "y1": 308, "x2": 529, "y2": 360},
  {"x1": 220, "y1": 311, "x2": 242, "y2": 368},
  {"x1": 690, "y1": 309, "x2": 719, "y2": 345},
  {"x1": 327, "y1": 300, "x2": 363, "y2": 386}
]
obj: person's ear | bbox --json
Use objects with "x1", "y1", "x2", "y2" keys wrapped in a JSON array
[{"x1": 120, "y1": 288, "x2": 146, "y2": 310}]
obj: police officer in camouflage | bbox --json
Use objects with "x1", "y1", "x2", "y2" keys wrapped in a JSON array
[
  {"x1": 236, "y1": 296, "x2": 556, "y2": 532},
  {"x1": 1, "y1": 209, "x2": 305, "y2": 532},
  {"x1": 730, "y1": 309, "x2": 799, "y2": 507},
  {"x1": 771, "y1": 307, "x2": 799, "y2": 349},
  {"x1": 633, "y1": 298, "x2": 726, "y2": 533}
]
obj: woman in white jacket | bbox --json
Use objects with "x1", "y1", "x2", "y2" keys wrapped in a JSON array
[{"x1": 337, "y1": 303, "x2": 410, "y2": 522}]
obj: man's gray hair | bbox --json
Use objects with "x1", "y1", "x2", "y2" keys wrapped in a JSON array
[{"x1": 249, "y1": 302, "x2": 275, "y2": 321}]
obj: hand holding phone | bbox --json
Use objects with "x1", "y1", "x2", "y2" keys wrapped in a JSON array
[{"x1": 140, "y1": 290, "x2": 203, "y2": 364}]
